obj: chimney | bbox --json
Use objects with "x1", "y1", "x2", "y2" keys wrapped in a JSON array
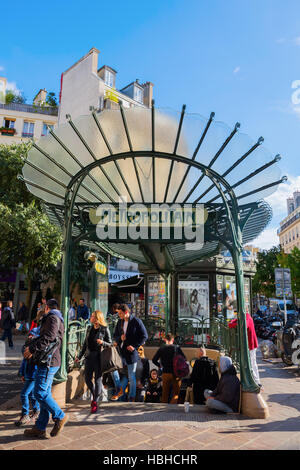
[
  {"x1": 33, "y1": 88, "x2": 47, "y2": 106},
  {"x1": 141, "y1": 82, "x2": 154, "y2": 108}
]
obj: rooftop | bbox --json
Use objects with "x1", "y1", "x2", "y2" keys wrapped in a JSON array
[{"x1": 0, "y1": 102, "x2": 58, "y2": 117}]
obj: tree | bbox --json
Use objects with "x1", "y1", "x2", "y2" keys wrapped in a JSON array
[
  {"x1": 45, "y1": 92, "x2": 58, "y2": 108},
  {"x1": 5, "y1": 89, "x2": 26, "y2": 104},
  {"x1": 252, "y1": 245, "x2": 282, "y2": 300},
  {"x1": 0, "y1": 143, "x2": 62, "y2": 313},
  {"x1": 277, "y1": 247, "x2": 300, "y2": 299}
]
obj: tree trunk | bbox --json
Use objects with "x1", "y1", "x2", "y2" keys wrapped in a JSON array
[{"x1": 25, "y1": 278, "x2": 33, "y2": 322}]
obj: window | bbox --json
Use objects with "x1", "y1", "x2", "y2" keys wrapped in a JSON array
[
  {"x1": 42, "y1": 123, "x2": 53, "y2": 136},
  {"x1": 22, "y1": 121, "x2": 34, "y2": 137},
  {"x1": 4, "y1": 118, "x2": 15, "y2": 129},
  {"x1": 105, "y1": 70, "x2": 115, "y2": 88},
  {"x1": 134, "y1": 86, "x2": 143, "y2": 103}
]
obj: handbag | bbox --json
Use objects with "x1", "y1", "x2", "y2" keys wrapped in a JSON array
[{"x1": 101, "y1": 345, "x2": 123, "y2": 374}]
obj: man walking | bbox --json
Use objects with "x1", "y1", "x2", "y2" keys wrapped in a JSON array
[
  {"x1": 152, "y1": 333, "x2": 186, "y2": 404},
  {"x1": 23, "y1": 299, "x2": 68, "y2": 439},
  {"x1": 111, "y1": 304, "x2": 148, "y2": 402},
  {"x1": 0, "y1": 301, "x2": 15, "y2": 348}
]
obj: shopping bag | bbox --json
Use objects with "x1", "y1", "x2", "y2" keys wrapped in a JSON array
[{"x1": 101, "y1": 345, "x2": 123, "y2": 374}]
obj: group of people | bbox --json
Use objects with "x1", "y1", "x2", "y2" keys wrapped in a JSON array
[
  {"x1": 5, "y1": 299, "x2": 261, "y2": 439},
  {"x1": 74, "y1": 303, "x2": 243, "y2": 416}
]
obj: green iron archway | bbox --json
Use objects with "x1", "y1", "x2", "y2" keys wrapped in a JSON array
[{"x1": 21, "y1": 102, "x2": 285, "y2": 397}]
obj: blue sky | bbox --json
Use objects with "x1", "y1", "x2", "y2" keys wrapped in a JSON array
[{"x1": 2, "y1": 0, "x2": 300, "y2": 248}]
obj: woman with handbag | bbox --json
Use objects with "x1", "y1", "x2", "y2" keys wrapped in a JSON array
[{"x1": 76, "y1": 310, "x2": 112, "y2": 414}]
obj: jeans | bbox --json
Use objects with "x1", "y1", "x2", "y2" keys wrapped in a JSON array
[
  {"x1": 111, "y1": 370, "x2": 122, "y2": 391},
  {"x1": 21, "y1": 379, "x2": 40, "y2": 415},
  {"x1": 84, "y1": 352, "x2": 103, "y2": 402},
  {"x1": 34, "y1": 366, "x2": 65, "y2": 431},
  {"x1": 204, "y1": 389, "x2": 233, "y2": 413},
  {"x1": 120, "y1": 363, "x2": 137, "y2": 399},
  {"x1": 1, "y1": 328, "x2": 13, "y2": 348}
]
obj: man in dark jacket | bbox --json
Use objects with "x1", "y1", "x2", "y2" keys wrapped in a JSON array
[
  {"x1": 204, "y1": 356, "x2": 240, "y2": 413},
  {"x1": 23, "y1": 299, "x2": 68, "y2": 439},
  {"x1": 111, "y1": 304, "x2": 148, "y2": 402},
  {"x1": 77, "y1": 298, "x2": 90, "y2": 321},
  {"x1": 152, "y1": 333, "x2": 186, "y2": 404},
  {"x1": 187, "y1": 347, "x2": 219, "y2": 404},
  {"x1": 0, "y1": 301, "x2": 15, "y2": 348}
]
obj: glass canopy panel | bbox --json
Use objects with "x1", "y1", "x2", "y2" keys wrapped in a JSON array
[{"x1": 23, "y1": 106, "x2": 282, "y2": 266}]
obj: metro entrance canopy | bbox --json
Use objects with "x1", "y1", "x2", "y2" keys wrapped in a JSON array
[{"x1": 22, "y1": 102, "x2": 284, "y2": 395}]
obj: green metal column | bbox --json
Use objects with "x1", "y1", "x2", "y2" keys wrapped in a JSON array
[
  {"x1": 91, "y1": 267, "x2": 97, "y2": 313},
  {"x1": 54, "y1": 206, "x2": 72, "y2": 384},
  {"x1": 55, "y1": 176, "x2": 85, "y2": 384},
  {"x1": 231, "y1": 240, "x2": 259, "y2": 393}
]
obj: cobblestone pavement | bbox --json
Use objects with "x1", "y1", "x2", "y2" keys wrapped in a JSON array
[
  {"x1": 0, "y1": 344, "x2": 299, "y2": 450},
  {"x1": 0, "y1": 336, "x2": 24, "y2": 406}
]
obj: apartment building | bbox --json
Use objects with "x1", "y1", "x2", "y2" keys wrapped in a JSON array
[
  {"x1": 58, "y1": 47, "x2": 154, "y2": 124},
  {"x1": 278, "y1": 191, "x2": 300, "y2": 253},
  {"x1": 0, "y1": 78, "x2": 58, "y2": 144}
]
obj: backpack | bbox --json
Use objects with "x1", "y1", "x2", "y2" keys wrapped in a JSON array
[{"x1": 173, "y1": 346, "x2": 190, "y2": 378}]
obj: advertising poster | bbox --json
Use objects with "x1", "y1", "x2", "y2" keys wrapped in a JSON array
[
  {"x1": 178, "y1": 280, "x2": 210, "y2": 325},
  {"x1": 147, "y1": 275, "x2": 166, "y2": 319},
  {"x1": 224, "y1": 276, "x2": 237, "y2": 320}
]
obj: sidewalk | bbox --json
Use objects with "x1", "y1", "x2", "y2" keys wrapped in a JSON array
[{"x1": 0, "y1": 347, "x2": 299, "y2": 450}]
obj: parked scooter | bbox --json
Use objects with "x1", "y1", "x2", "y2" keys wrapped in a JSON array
[{"x1": 274, "y1": 319, "x2": 300, "y2": 366}]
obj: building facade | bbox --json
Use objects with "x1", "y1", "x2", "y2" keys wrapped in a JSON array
[
  {"x1": 278, "y1": 191, "x2": 300, "y2": 253},
  {"x1": 0, "y1": 79, "x2": 58, "y2": 144},
  {"x1": 58, "y1": 47, "x2": 154, "y2": 124}
]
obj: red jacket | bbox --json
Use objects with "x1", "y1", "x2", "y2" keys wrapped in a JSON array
[{"x1": 228, "y1": 313, "x2": 258, "y2": 350}]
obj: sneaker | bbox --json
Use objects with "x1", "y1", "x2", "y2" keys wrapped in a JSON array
[
  {"x1": 24, "y1": 426, "x2": 47, "y2": 439},
  {"x1": 50, "y1": 414, "x2": 69, "y2": 437},
  {"x1": 111, "y1": 388, "x2": 123, "y2": 401},
  {"x1": 30, "y1": 410, "x2": 40, "y2": 421},
  {"x1": 91, "y1": 401, "x2": 98, "y2": 414},
  {"x1": 15, "y1": 414, "x2": 31, "y2": 427},
  {"x1": 129, "y1": 397, "x2": 135, "y2": 403}
]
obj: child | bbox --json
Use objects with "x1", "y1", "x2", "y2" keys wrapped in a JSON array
[
  {"x1": 15, "y1": 328, "x2": 40, "y2": 427},
  {"x1": 144, "y1": 369, "x2": 162, "y2": 403}
]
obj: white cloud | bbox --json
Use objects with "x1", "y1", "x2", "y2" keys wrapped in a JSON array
[
  {"x1": 6, "y1": 81, "x2": 22, "y2": 96},
  {"x1": 250, "y1": 174, "x2": 300, "y2": 250},
  {"x1": 233, "y1": 66, "x2": 240, "y2": 74},
  {"x1": 276, "y1": 38, "x2": 286, "y2": 44},
  {"x1": 251, "y1": 227, "x2": 279, "y2": 250},
  {"x1": 293, "y1": 36, "x2": 300, "y2": 46},
  {"x1": 264, "y1": 174, "x2": 300, "y2": 214},
  {"x1": 0, "y1": 66, "x2": 4, "y2": 72}
]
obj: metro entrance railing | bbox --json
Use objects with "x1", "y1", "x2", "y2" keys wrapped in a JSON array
[{"x1": 66, "y1": 314, "x2": 240, "y2": 372}]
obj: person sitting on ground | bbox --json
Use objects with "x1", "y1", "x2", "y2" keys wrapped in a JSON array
[
  {"x1": 204, "y1": 356, "x2": 240, "y2": 414},
  {"x1": 187, "y1": 347, "x2": 219, "y2": 404},
  {"x1": 152, "y1": 333, "x2": 186, "y2": 404},
  {"x1": 15, "y1": 328, "x2": 41, "y2": 427},
  {"x1": 144, "y1": 369, "x2": 162, "y2": 403}
]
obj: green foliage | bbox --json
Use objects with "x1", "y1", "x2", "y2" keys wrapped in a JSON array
[
  {"x1": 277, "y1": 247, "x2": 300, "y2": 297},
  {"x1": 5, "y1": 89, "x2": 26, "y2": 104},
  {"x1": 45, "y1": 92, "x2": 58, "y2": 108},
  {"x1": 252, "y1": 245, "x2": 282, "y2": 298},
  {"x1": 0, "y1": 143, "x2": 62, "y2": 281}
]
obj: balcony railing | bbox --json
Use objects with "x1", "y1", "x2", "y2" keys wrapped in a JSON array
[
  {"x1": 0, "y1": 102, "x2": 58, "y2": 116},
  {"x1": 22, "y1": 132, "x2": 34, "y2": 138}
]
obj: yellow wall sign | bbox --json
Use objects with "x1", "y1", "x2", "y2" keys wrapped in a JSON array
[{"x1": 94, "y1": 261, "x2": 107, "y2": 275}]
